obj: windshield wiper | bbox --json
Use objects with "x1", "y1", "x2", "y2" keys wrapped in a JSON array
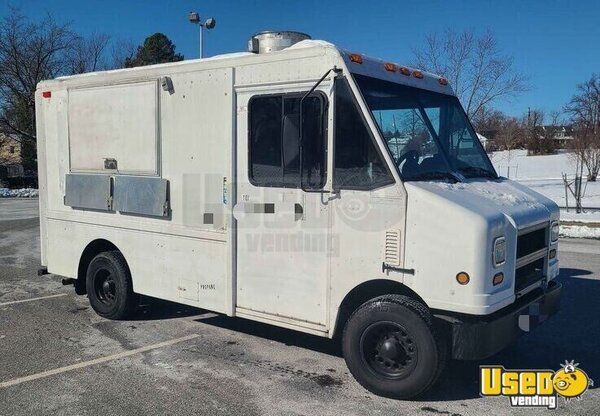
[
  {"x1": 405, "y1": 171, "x2": 460, "y2": 183},
  {"x1": 457, "y1": 166, "x2": 497, "y2": 179}
]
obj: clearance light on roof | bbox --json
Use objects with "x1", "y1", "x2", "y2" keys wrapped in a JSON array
[
  {"x1": 349, "y1": 53, "x2": 363, "y2": 64},
  {"x1": 413, "y1": 70, "x2": 424, "y2": 79},
  {"x1": 439, "y1": 77, "x2": 449, "y2": 86},
  {"x1": 42, "y1": 91, "x2": 51, "y2": 98},
  {"x1": 384, "y1": 63, "x2": 397, "y2": 72},
  {"x1": 399, "y1": 67, "x2": 411, "y2": 76}
]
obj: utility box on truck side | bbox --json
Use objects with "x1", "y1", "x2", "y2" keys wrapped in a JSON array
[{"x1": 36, "y1": 31, "x2": 561, "y2": 399}]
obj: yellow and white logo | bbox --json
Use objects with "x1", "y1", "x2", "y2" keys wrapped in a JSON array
[{"x1": 480, "y1": 361, "x2": 593, "y2": 409}]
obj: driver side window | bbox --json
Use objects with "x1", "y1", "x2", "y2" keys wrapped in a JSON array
[{"x1": 333, "y1": 79, "x2": 394, "y2": 190}]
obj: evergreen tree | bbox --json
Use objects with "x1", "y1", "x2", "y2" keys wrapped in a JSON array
[{"x1": 125, "y1": 33, "x2": 184, "y2": 68}]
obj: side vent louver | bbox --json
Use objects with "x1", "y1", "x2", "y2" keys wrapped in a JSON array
[{"x1": 384, "y1": 230, "x2": 401, "y2": 266}]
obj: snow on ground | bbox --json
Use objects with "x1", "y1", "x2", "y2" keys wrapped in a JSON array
[
  {"x1": 491, "y1": 150, "x2": 600, "y2": 209},
  {"x1": 490, "y1": 150, "x2": 600, "y2": 237},
  {"x1": 0, "y1": 188, "x2": 39, "y2": 198},
  {"x1": 560, "y1": 224, "x2": 600, "y2": 239},
  {"x1": 491, "y1": 149, "x2": 577, "y2": 180},
  {"x1": 519, "y1": 179, "x2": 600, "y2": 209}
]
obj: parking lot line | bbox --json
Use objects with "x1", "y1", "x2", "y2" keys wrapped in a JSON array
[
  {"x1": 0, "y1": 293, "x2": 68, "y2": 307},
  {"x1": 0, "y1": 334, "x2": 200, "y2": 389}
]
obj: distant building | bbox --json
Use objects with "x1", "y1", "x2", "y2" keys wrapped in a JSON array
[
  {"x1": 0, "y1": 133, "x2": 25, "y2": 178},
  {"x1": 538, "y1": 125, "x2": 574, "y2": 148}
]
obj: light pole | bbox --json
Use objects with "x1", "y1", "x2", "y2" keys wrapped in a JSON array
[{"x1": 188, "y1": 12, "x2": 216, "y2": 59}]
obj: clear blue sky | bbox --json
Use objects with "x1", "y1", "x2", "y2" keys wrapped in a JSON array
[{"x1": 2, "y1": 0, "x2": 599, "y2": 118}]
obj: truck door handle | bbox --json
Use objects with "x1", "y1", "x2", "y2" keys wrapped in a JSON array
[{"x1": 294, "y1": 203, "x2": 303, "y2": 221}]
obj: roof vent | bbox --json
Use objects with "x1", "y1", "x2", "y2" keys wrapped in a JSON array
[{"x1": 248, "y1": 31, "x2": 311, "y2": 54}]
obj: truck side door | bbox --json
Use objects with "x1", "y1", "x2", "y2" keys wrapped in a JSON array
[{"x1": 234, "y1": 88, "x2": 331, "y2": 328}]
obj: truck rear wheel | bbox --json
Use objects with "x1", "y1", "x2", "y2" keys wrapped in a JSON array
[
  {"x1": 342, "y1": 295, "x2": 446, "y2": 399},
  {"x1": 86, "y1": 251, "x2": 137, "y2": 320}
]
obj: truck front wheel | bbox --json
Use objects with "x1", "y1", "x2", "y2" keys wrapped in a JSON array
[
  {"x1": 86, "y1": 251, "x2": 137, "y2": 320},
  {"x1": 342, "y1": 295, "x2": 446, "y2": 399}
]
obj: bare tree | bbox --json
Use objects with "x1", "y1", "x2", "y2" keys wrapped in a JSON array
[
  {"x1": 565, "y1": 74, "x2": 600, "y2": 181},
  {"x1": 479, "y1": 111, "x2": 522, "y2": 175},
  {"x1": 523, "y1": 109, "x2": 542, "y2": 155},
  {"x1": 110, "y1": 39, "x2": 137, "y2": 69},
  {"x1": 69, "y1": 32, "x2": 111, "y2": 74},
  {"x1": 523, "y1": 110, "x2": 560, "y2": 155},
  {"x1": 496, "y1": 116, "x2": 521, "y2": 164},
  {"x1": 412, "y1": 29, "x2": 528, "y2": 121},
  {"x1": 0, "y1": 8, "x2": 77, "y2": 142},
  {"x1": 471, "y1": 106, "x2": 504, "y2": 133},
  {"x1": 568, "y1": 128, "x2": 599, "y2": 181}
]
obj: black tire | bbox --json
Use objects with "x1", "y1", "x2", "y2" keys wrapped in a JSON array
[
  {"x1": 86, "y1": 251, "x2": 137, "y2": 320},
  {"x1": 342, "y1": 295, "x2": 447, "y2": 399}
]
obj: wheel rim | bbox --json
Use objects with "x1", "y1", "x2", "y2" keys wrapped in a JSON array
[
  {"x1": 93, "y1": 269, "x2": 117, "y2": 306},
  {"x1": 359, "y1": 321, "x2": 418, "y2": 379}
]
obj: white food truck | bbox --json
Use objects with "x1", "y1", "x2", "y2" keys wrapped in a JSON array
[{"x1": 36, "y1": 31, "x2": 561, "y2": 399}]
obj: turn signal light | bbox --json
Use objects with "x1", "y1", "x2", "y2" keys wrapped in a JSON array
[
  {"x1": 493, "y1": 272, "x2": 504, "y2": 286},
  {"x1": 349, "y1": 53, "x2": 363, "y2": 64},
  {"x1": 384, "y1": 63, "x2": 397, "y2": 72},
  {"x1": 456, "y1": 272, "x2": 470, "y2": 285},
  {"x1": 413, "y1": 70, "x2": 424, "y2": 79},
  {"x1": 438, "y1": 77, "x2": 448, "y2": 86},
  {"x1": 399, "y1": 67, "x2": 411, "y2": 76}
]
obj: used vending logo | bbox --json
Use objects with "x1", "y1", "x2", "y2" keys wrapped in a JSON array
[{"x1": 480, "y1": 361, "x2": 593, "y2": 409}]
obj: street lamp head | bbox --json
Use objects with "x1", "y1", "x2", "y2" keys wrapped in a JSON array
[
  {"x1": 204, "y1": 18, "x2": 216, "y2": 30},
  {"x1": 188, "y1": 12, "x2": 200, "y2": 24},
  {"x1": 188, "y1": 12, "x2": 216, "y2": 58}
]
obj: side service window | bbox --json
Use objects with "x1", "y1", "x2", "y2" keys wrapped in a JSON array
[
  {"x1": 334, "y1": 79, "x2": 394, "y2": 190},
  {"x1": 249, "y1": 93, "x2": 327, "y2": 189}
]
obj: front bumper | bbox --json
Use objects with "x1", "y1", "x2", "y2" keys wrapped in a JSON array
[{"x1": 435, "y1": 280, "x2": 562, "y2": 360}]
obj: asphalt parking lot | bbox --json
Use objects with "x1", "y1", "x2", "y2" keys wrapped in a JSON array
[{"x1": 0, "y1": 198, "x2": 598, "y2": 415}]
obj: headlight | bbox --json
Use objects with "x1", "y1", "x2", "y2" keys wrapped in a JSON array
[
  {"x1": 550, "y1": 221, "x2": 559, "y2": 243},
  {"x1": 493, "y1": 237, "x2": 506, "y2": 266}
]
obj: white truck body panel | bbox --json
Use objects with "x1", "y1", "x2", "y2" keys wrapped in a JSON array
[
  {"x1": 68, "y1": 81, "x2": 159, "y2": 175},
  {"x1": 36, "y1": 40, "x2": 558, "y2": 339}
]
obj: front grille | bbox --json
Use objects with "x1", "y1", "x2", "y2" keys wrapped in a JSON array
[
  {"x1": 515, "y1": 257, "x2": 545, "y2": 292},
  {"x1": 514, "y1": 224, "x2": 549, "y2": 293},
  {"x1": 517, "y1": 227, "x2": 547, "y2": 258}
]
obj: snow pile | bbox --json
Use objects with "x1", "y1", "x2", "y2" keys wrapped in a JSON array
[
  {"x1": 561, "y1": 210, "x2": 600, "y2": 223},
  {"x1": 432, "y1": 180, "x2": 542, "y2": 208},
  {"x1": 560, "y1": 224, "x2": 600, "y2": 239},
  {"x1": 463, "y1": 181, "x2": 543, "y2": 208},
  {"x1": 288, "y1": 39, "x2": 336, "y2": 50},
  {"x1": 0, "y1": 188, "x2": 39, "y2": 198}
]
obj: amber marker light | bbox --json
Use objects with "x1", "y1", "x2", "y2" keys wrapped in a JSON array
[
  {"x1": 493, "y1": 272, "x2": 504, "y2": 286},
  {"x1": 456, "y1": 272, "x2": 470, "y2": 285},
  {"x1": 384, "y1": 63, "x2": 397, "y2": 72},
  {"x1": 439, "y1": 77, "x2": 448, "y2": 86},
  {"x1": 413, "y1": 70, "x2": 424, "y2": 79},
  {"x1": 349, "y1": 53, "x2": 363, "y2": 64},
  {"x1": 399, "y1": 67, "x2": 411, "y2": 76}
]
